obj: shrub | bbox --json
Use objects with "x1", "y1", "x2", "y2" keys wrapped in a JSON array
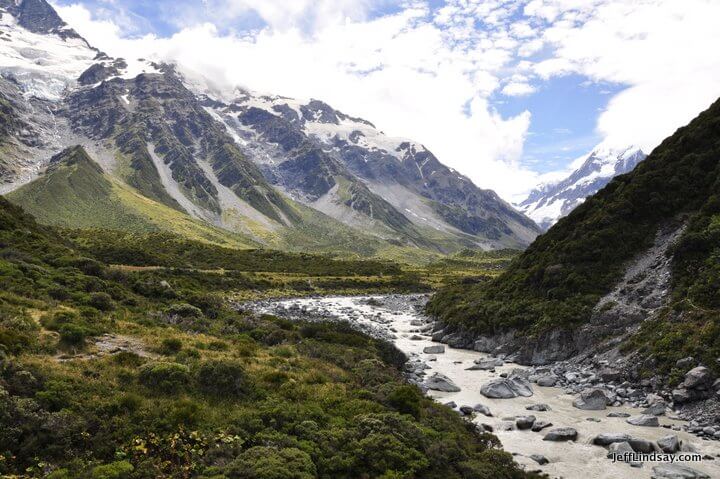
[
  {"x1": 58, "y1": 323, "x2": 88, "y2": 347},
  {"x1": 225, "y1": 446, "x2": 316, "y2": 479},
  {"x1": 138, "y1": 362, "x2": 191, "y2": 394},
  {"x1": 91, "y1": 461, "x2": 134, "y2": 479},
  {"x1": 87, "y1": 292, "x2": 114, "y2": 311},
  {"x1": 159, "y1": 337, "x2": 183, "y2": 355},
  {"x1": 196, "y1": 360, "x2": 249, "y2": 398},
  {"x1": 165, "y1": 303, "x2": 203, "y2": 318},
  {"x1": 386, "y1": 385, "x2": 422, "y2": 418}
]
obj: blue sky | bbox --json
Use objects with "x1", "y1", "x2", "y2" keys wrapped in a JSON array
[{"x1": 54, "y1": 0, "x2": 720, "y2": 200}]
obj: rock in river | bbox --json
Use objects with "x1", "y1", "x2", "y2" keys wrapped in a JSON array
[
  {"x1": 573, "y1": 388, "x2": 610, "y2": 410},
  {"x1": 626, "y1": 415, "x2": 659, "y2": 427},
  {"x1": 530, "y1": 454, "x2": 549, "y2": 465},
  {"x1": 592, "y1": 433, "x2": 631, "y2": 446},
  {"x1": 473, "y1": 404, "x2": 492, "y2": 416},
  {"x1": 651, "y1": 464, "x2": 710, "y2": 479},
  {"x1": 425, "y1": 373, "x2": 460, "y2": 392},
  {"x1": 423, "y1": 345, "x2": 445, "y2": 354},
  {"x1": 480, "y1": 377, "x2": 533, "y2": 399},
  {"x1": 543, "y1": 427, "x2": 578, "y2": 442},
  {"x1": 516, "y1": 415, "x2": 536, "y2": 430},
  {"x1": 657, "y1": 435, "x2": 681, "y2": 454}
]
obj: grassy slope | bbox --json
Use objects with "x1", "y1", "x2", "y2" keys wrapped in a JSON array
[
  {"x1": 428, "y1": 97, "x2": 720, "y2": 371},
  {"x1": 0, "y1": 196, "x2": 535, "y2": 479},
  {"x1": 7, "y1": 145, "x2": 453, "y2": 264},
  {"x1": 7, "y1": 146, "x2": 256, "y2": 249}
]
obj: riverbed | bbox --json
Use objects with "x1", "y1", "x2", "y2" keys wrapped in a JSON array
[{"x1": 247, "y1": 294, "x2": 720, "y2": 479}]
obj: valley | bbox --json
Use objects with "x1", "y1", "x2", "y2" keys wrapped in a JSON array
[{"x1": 247, "y1": 294, "x2": 719, "y2": 479}]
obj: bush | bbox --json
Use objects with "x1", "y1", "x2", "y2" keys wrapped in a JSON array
[
  {"x1": 138, "y1": 362, "x2": 191, "y2": 394},
  {"x1": 165, "y1": 303, "x2": 203, "y2": 318},
  {"x1": 58, "y1": 323, "x2": 88, "y2": 347},
  {"x1": 225, "y1": 446, "x2": 316, "y2": 479},
  {"x1": 91, "y1": 461, "x2": 134, "y2": 479},
  {"x1": 87, "y1": 292, "x2": 114, "y2": 311},
  {"x1": 197, "y1": 360, "x2": 249, "y2": 398},
  {"x1": 159, "y1": 337, "x2": 183, "y2": 355},
  {"x1": 386, "y1": 385, "x2": 422, "y2": 418}
]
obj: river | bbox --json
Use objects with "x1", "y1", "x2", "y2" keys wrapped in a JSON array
[{"x1": 248, "y1": 294, "x2": 720, "y2": 479}]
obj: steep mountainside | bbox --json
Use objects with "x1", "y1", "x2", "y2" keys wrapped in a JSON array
[
  {"x1": 428, "y1": 97, "x2": 720, "y2": 372},
  {"x1": 518, "y1": 145, "x2": 646, "y2": 229},
  {"x1": 0, "y1": 0, "x2": 540, "y2": 259},
  {"x1": 204, "y1": 92, "x2": 540, "y2": 248}
]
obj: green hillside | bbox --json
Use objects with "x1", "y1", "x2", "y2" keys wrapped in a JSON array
[
  {"x1": 428, "y1": 97, "x2": 720, "y2": 372},
  {"x1": 0, "y1": 196, "x2": 535, "y2": 478}
]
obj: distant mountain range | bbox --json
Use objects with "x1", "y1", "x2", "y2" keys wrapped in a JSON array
[
  {"x1": 0, "y1": 0, "x2": 541, "y2": 261},
  {"x1": 518, "y1": 145, "x2": 647, "y2": 230}
]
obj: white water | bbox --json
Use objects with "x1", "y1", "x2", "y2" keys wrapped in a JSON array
[{"x1": 254, "y1": 295, "x2": 720, "y2": 479}]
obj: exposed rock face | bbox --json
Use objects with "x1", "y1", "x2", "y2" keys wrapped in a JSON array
[{"x1": 480, "y1": 377, "x2": 533, "y2": 398}]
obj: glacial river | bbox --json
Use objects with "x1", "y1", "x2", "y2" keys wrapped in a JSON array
[{"x1": 250, "y1": 295, "x2": 720, "y2": 479}]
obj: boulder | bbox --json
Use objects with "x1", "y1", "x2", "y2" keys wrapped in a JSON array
[
  {"x1": 423, "y1": 345, "x2": 445, "y2": 354},
  {"x1": 607, "y1": 412, "x2": 631, "y2": 418},
  {"x1": 672, "y1": 388, "x2": 694, "y2": 404},
  {"x1": 536, "y1": 374, "x2": 559, "y2": 387},
  {"x1": 516, "y1": 415, "x2": 536, "y2": 430},
  {"x1": 530, "y1": 454, "x2": 549, "y2": 465},
  {"x1": 628, "y1": 437, "x2": 656, "y2": 453},
  {"x1": 473, "y1": 404, "x2": 492, "y2": 416},
  {"x1": 675, "y1": 357, "x2": 695, "y2": 369},
  {"x1": 599, "y1": 367, "x2": 622, "y2": 382},
  {"x1": 526, "y1": 403, "x2": 551, "y2": 412},
  {"x1": 543, "y1": 427, "x2": 578, "y2": 441},
  {"x1": 459, "y1": 405, "x2": 475, "y2": 415},
  {"x1": 657, "y1": 435, "x2": 680, "y2": 454},
  {"x1": 592, "y1": 433, "x2": 631, "y2": 446},
  {"x1": 607, "y1": 441, "x2": 634, "y2": 460},
  {"x1": 444, "y1": 401, "x2": 457, "y2": 408},
  {"x1": 531, "y1": 420, "x2": 552, "y2": 432},
  {"x1": 480, "y1": 378, "x2": 533, "y2": 399},
  {"x1": 573, "y1": 388, "x2": 610, "y2": 410},
  {"x1": 626, "y1": 415, "x2": 659, "y2": 427},
  {"x1": 425, "y1": 373, "x2": 460, "y2": 392},
  {"x1": 682, "y1": 366, "x2": 713, "y2": 390},
  {"x1": 651, "y1": 464, "x2": 710, "y2": 479},
  {"x1": 642, "y1": 401, "x2": 667, "y2": 416}
]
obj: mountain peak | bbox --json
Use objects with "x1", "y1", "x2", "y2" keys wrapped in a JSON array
[
  {"x1": 0, "y1": 0, "x2": 82, "y2": 40},
  {"x1": 518, "y1": 144, "x2": 647, "y2": 230}
]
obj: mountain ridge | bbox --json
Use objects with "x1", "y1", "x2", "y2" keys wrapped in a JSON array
[
  {"x1": 518, "y1": 145, "x2": 646, "y2": 229},
  {"x1": 0, "y1": 0, "x2": 541, "y2": 259}
]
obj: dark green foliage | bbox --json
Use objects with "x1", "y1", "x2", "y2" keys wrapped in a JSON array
[
  {"x1": 429, "y1": 97, "x2": 720, "y2": 346},
  {"x1": 66, "y1": 229, "x2": 402, "y2": 276},
  {"x1": 159, "y1": 337, "x2": 183, "y2": 355},
  {"x1": 0, "y1": 196, "x2": 536, "y2": 479},
  {"x1": 196, "y1": 359, "x2": 250, "y2": 398},
  {"x1": 225, "y1": 446, "x2": 317, "y2": 479},
  {"x1": 138, "y1": 362, "x2": 191, "y2": 394}
]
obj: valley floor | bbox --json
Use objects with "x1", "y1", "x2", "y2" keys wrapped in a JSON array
[{"x1": 246, "y1": 294, "x2": 720, "y2": 479}]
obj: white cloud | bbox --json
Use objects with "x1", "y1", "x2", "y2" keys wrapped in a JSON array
[
  {"x1": 51, "y1": 0, "x2": 720, "y2": 202},
  {"x1": 501, "y1": 81, "x2": 536, "y2": 96},
  {"x1": 54, "y1": 1, "x2": 541, "y2": 200}
]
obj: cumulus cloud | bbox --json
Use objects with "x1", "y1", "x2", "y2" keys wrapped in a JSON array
[{"x1": 52, "y1": 0, "x2": 720, "y2": 201}]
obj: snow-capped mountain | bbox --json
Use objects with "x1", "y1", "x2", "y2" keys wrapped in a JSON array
[
  {"x1": 0, "y1": 0, "x2": 541, "y2": 257},
  {"x1": 518, "y1": 145, "x2": 647, "y2": 230}
]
